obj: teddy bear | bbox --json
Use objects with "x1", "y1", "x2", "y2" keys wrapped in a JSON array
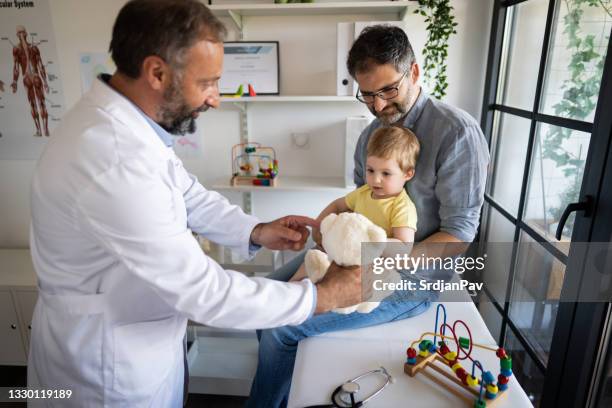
[{"x1": 304, "y1": 212, "x2": 390, "y2": 314}]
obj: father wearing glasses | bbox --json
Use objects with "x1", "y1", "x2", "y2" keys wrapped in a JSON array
[{"x1": 247, "y1": 25, "x2": 490, "y2": 407}]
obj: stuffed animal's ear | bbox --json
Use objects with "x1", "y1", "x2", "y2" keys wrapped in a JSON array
[
  {"x1": 367, "y1": 224, "x2": 387, "y2": 242},
  {"x1": 320, "y1": 213, "x2": 337, "y2": 235}
]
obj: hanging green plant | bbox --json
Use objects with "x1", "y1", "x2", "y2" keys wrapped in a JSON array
[
  {"x1": 542, "y1": 0, "x2": 611, "y2": 237},
  {"x1": 415, "y1": 0, "x2": 458, "y2": 99}
]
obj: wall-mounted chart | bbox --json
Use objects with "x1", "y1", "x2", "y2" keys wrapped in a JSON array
[{"x1": 0, "y1": 0, "x2": 64, "y2": 159}]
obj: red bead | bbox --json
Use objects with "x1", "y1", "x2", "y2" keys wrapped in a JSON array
[
  {"x1": 407, "y1": 348, "x2": 417, "y2": 358},
  {"x1": 496, "y1": 348, "x2": 507, "y2": 359},
  {"x1": 449, "y1": 359, "x2": 457, "y2": 367},
  {"x1": 456, "y1": 368, "x2": 468, "y2": 384},
  {"x1": 498, "y1": 374, "x2": 510, "y2": 385},
  {"x1": 439, "y1": 344, "x2": 450, "y2": 355}
]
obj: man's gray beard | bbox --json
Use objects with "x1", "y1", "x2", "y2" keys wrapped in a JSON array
[
  {"x1": 372, "y1": 102, "x2": 408, "y2": 125},
  {"x1": 158, "y1": 76, "x2": 205, "y2": 135},
  {"x1": 379, "y1": 110, "x2": 406, "y2": 125}
]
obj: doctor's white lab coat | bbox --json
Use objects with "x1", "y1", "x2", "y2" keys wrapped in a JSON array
[{"x1": 28, "y1": 78, "x2": 315, "y2": 407}]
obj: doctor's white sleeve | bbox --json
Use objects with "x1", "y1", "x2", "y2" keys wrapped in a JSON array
[
  {"x1": 75, "y1": 159, "x2": 316, "y2": 329},
  {"x1": 176, "y1": 162, "x2": 259, "y2": 260}
]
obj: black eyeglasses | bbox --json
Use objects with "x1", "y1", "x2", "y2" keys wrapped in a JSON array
[{"x1": 355, "y1": 71, "x2": 408, "y2": 104}]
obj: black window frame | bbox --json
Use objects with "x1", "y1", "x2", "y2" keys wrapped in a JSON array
[{"x1": 479, "y1": 1, "x2": 612, "y2": 406}]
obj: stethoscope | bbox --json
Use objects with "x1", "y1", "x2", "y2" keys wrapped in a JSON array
[{"x1": 304, "y1": 366, "x2": 395, "y2": 408}]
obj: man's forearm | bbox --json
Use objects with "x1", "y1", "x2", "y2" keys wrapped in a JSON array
[
  {"x1": 412, "y1": 231, "x2": 469, "y2": 258},
  {"x1": 422, "y1": 231, "x2": 461, "y2": 244}
]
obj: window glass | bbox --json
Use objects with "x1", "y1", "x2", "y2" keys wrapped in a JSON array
[
  {"x1": 524, "y1": 123, "x2": 590, "y2": 246},
  {"x1": 489, "y1": 113, "x2": 531, "y2": 217},
  {"x1": 498, "y1": 0, "x2": 549, "y2": 110},
  {"x1": 509, "y1": 232, "x2": 565, "y2": 367},
  {"x1": 540, "y1": 1, "x2": 611, "y2": 122}
]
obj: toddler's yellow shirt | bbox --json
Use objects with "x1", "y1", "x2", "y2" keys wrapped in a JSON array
[{"x1": 345, "y1": 184, "x2": 417, "y2": 237}]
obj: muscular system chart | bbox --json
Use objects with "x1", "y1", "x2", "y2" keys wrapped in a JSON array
[{"x1": 0, "y1": 0, "x2": 64, "y2": 159}]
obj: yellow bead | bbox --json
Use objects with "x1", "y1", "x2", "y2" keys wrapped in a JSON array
[
  {"x1": 419, "y1": 350, "x2": 429, "y2": 358},
  {"x1": 467, "y1": 375, "x2": 479, "y2": 386},
  {"x1": 444, "y1": 351, "x2": 458, "y2": 361},
  {"x1": 451, "y1": 363, "x2": 462, "y2": 372},
  {"x1": 486, "y1": 384, "x2": 499, "y2": 394}
]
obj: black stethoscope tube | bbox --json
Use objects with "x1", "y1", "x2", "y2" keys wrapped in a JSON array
[{"x1": 302, "y1": 367, "x2": 391, "y2": 408}]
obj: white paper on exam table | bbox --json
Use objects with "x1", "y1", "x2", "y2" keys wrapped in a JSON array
[{"x1": 288, "y1": 302, "x2": 533, "y2": 408}]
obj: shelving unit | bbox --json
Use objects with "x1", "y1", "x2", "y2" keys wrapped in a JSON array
[
  {"x1": 220, "y1": 95, "x2": 357, "y2": 103},
  {"x1": 210, "y1": 1, "x2": 415, "y2": 31},
  {"x1": 193, "y1": 4, "x2": 397, "y2": 394},
  {"x1": 212, "y1": 175, "x2": 352, "y2": 192}
]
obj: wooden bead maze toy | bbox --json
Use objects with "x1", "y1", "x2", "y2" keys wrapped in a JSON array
[
  {"x1": 404, "y1": 304, "x2": 513, "y2": 407},
  {"x1": 231, "y1": 142, "x2": 279, "y2": 187}
]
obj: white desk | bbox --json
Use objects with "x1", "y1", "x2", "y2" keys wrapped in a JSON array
[{"x1": 288, "y1": 301, "x2": 533, "y2": 407}]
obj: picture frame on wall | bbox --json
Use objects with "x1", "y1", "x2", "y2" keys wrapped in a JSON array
[{"x1": 219, "y1": 41, "x2": 280, "y2": 95}]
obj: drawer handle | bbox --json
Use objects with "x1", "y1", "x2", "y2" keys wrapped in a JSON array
[
  {"x1": 28, "y1": 325, "x2": 32, "y2": 330},
  {"x1": 11, "y1": 324, "x2": 17, "y2": 330}
]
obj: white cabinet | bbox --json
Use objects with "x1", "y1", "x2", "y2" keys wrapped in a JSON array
[
  {"x1": 0, "y1": 290, "x2": 27, "y2": 365},
  {"x1": 0, "y1": 249, "x2": 38, "y2": 365},
  {"x1": 15, "y1": 290, "x2": 38, "y2": 347}
]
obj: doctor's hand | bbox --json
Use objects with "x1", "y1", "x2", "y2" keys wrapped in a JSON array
[
  {"x1": 250, "y1": 215, "x2": 319, "y2": 251},
  {"x1": 314, "y1": 262, "x2": 364, "y2": 314}
]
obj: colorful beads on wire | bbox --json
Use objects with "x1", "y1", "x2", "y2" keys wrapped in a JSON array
[
  {"x1": 419, "y1": 339, "x2": 433, "y2": 351},
  {"x1": 467, "y1": 374, "x2": 480, "y2": 386},
  {"x1": 485, "y1": 384, "x2": 499, "y2": 399},
  {"x1": 439, "y1": 343, "x2": 450, "y2": 355},
  {"x1": 456, "y1": 367, "x2": 469, "y2": 385},
  {"x1": 500, "y1": 356, "x2": 512, "y2": 370},
  {"x1": 474, "y1": 399, "x2": 486, "y2": 408},
  {"x1": 497, "y1": 353, "x2": 512, "y2": 391},
  {"x1": 406, "y1": 347, "x2": 417, "y2": 365},
  {"x1": 482, "y1": 371, "x2": 495, "y2": 384},
  {"x1": 444, "y1": 351, "x2": 457, "y2": 361},
  {"x1": 404, "y1": 305, "x2": 513, "y2": 407},
  {"x1": 418, "y1": 339, "x2": 434, "y2": 358}
]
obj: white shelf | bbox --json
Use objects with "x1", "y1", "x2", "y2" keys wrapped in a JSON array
[
  {"x1": 220, "y1": 95, "x2": 357, "y2": 103},
  {"x1": 210, "y1": 1, "x2": 415, "y2": 19},
  {"x1": 211, "y1": 176, "x2": 353, "y2": 192}
]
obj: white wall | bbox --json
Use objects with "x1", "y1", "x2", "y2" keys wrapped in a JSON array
[{"x1": 0, "y1": 0, "x2": 493, "y2": 247}]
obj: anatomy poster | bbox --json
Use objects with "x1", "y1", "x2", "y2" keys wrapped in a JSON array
[{"x1": 0, "y1": 0, "x2": 65, "y2": 159}]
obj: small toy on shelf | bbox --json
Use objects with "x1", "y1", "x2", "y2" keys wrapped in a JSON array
[
  {"x1": 229, "y1": 84, "x2": 244, "y2": 98},
  {"x1": 248, "y1": 83, "x2": 257, "y2": 97},
  {"x1": 404, "y1": 304, "x2": 512, "y2": 407},
  {"x1": 231, "y1": 142, "x2": 278, "y2": 187}
]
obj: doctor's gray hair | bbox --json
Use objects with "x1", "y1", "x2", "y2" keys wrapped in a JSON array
[
  {"x1": 109, "y1": 0, "x2": 227, "y2": 79},
  {"x1": 347, "y1": 25, "x2": 416, "y2": 78}
]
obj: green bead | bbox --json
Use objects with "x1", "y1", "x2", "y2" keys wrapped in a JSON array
[
  {"x1": 500, "y1": 357, "x2": 512, "y2": 370},
  {"x1": 474, "y1": 399, "x2": 486, "y2": 408},
  {"x1": 419, "y1": 340, "x2": 432, "y2": 351},
  {"x1": 459, "y1": 336, "x2": 470, "y2": 349}
]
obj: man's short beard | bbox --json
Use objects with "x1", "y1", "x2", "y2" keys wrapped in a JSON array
[
  {"x1": 370, "y1": 102, "x2": 408, "y2": 126},
  {"x1": 158, "y1": 73, "x2": 208, "y2": 136},
  {"x1": 370, "y1": 101, "x2": 408, "y2": 125}
]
